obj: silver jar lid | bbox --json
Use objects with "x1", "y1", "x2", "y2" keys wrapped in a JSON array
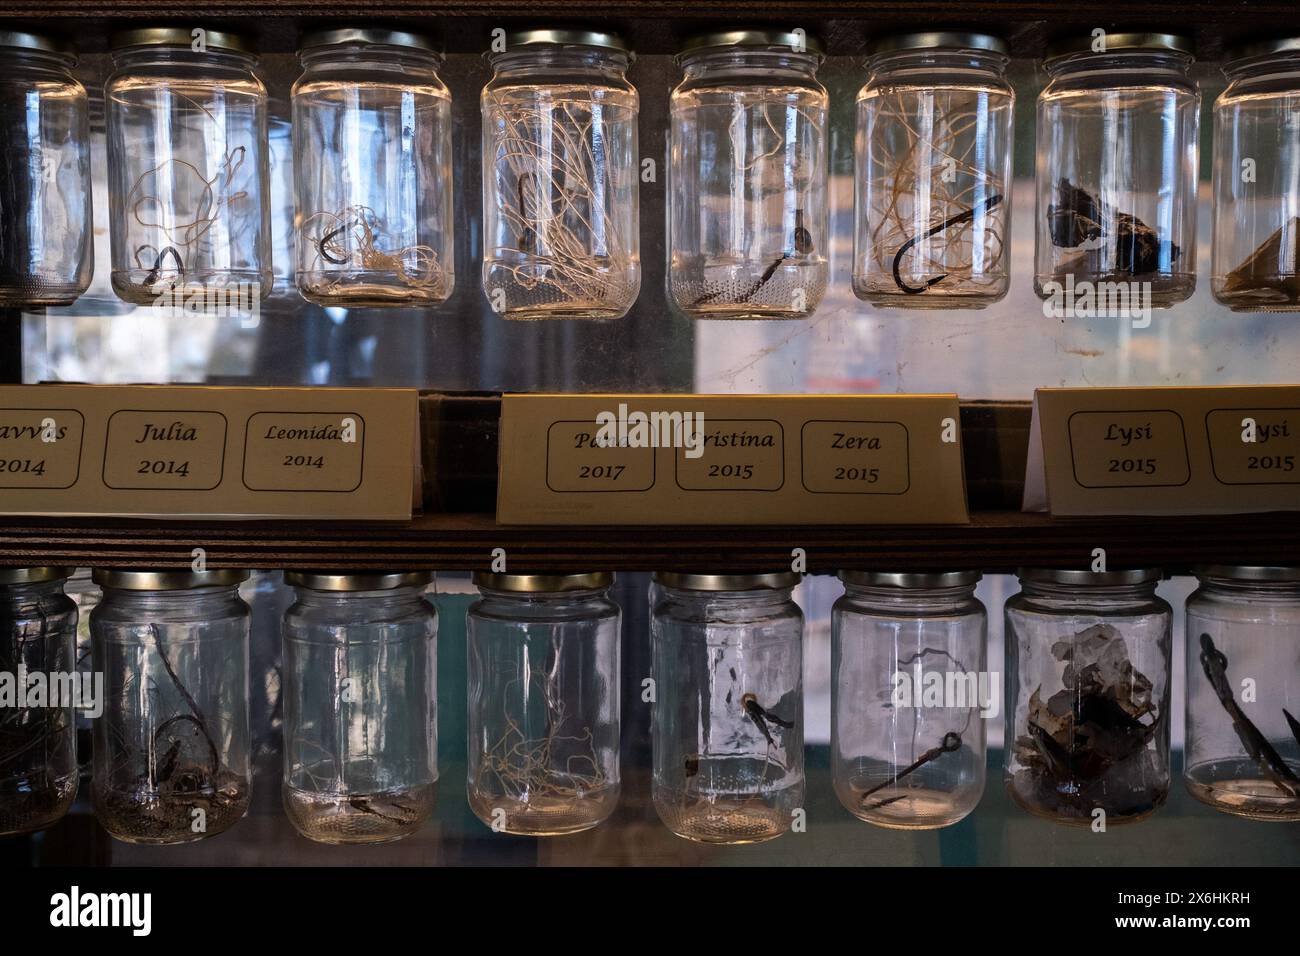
[
  {"x1": 299, "y1": 27, "x2": 439, "y2": 54},
  {"x1": 679, "y1": 29, "x2": 824, "y2": 58},
  {"x1": 1225, "y1": 37, "x2": 1300, "y2": 64},
  {"x1": 0, "y1": 566, "x2": 75, "y2": 586},
  {"x1": 110, "y1": 26, "x2": 253, "y2": 55},
  {"x1": 1193, "y1": 565, "x2": 1300, "y2": 583},
  {"x1": 869, "y1": 31, "x2": 1008, "y2": 56},
  {"x1": 655, "y1": 572, "x2": 800, "y2": 592},
  {"x1": 497, "y1": 28, "x2": 630, "y2": 56},
  {"x1": 1045, "y1": 32, "x2": 1194, "y2": 63},
  {"x1": 286, "y1": 571, "x2": 432, "y2": 591},
  {"x1": 473, "y1": 572, "x2": 613, "y2": 593},
  {"x1": 93, "y1": 569, "x2": 250, "y2": 590},
  {"x1": 1017, "y1": 567, "x2": 1162, "y2": 587},
  {"x1": 0, "y1": 30, "x2": 75, "y2": 58},
  {"x1": 839, "y1": 570, "x2": 982, "y2": 589}
]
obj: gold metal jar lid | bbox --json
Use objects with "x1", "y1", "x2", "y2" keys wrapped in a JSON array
[
  {"x1": 110, "y1": 26, "x2": 253, "y2": 55},
  {"x1": 839, "y1": 570, "x2": 982, "y2": 589},
  {"x1": 498, "y1": 28, "x2": 630, "y2": 56},
  {"x1": 285, "y1": 571, "x2": 432, "y2": 591},
  {"x1": 1225, "y1": 36, "x2": 1300, "y2": 64},
  {"x1": 473, "y1": 572, "x2": 613, "y2": 593},
  {"x1": 0, "y1": 30, "x2": 75, "y2": 58},
  {"x1": 679, "y1": 29, "x2": 824, "y2": 58},
  {"x1": 0, "y1": 567, "x2": 75, "y2": 586},
  {"x1": 1017, "y1": 567, "x2": 1162, "y2": 587},
  {"x1": 655, "y1": 572, "x2": 800, "y2": 592},
  {"x1": 868, "y1": 31, "x2": 1007, "y2": 57},
  {"x1": 299, "y1": 27, "x2": 439, "y2": 54},
  {"x1": 1193, "y1": 565, "x2": 1300, "y2": 583},
  {"x1": 1045, "y1": 31, "x2": 1194, "y2": 63},
  {"x1": 93, "y1": 569, "x2": 250, "y2": 590}
]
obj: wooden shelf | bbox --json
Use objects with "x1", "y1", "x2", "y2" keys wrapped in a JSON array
[{"x1": 2, "y1": 510, "x2": 1299, "y2": 574}]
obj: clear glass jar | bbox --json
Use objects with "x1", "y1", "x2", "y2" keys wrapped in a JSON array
[
  {"x1": 668, "y1": 30, "x2": 828, "y2": 320},
  {"x1": 466, "y1": 572, "x2": 621, "y2": 835},
  {"x1": 1185, "y1": 566, "x2": 1300, "y2": 820},
  {"x1": 0, "y1": 33, "x2": 92, "y2": 307},
  {"x1": 292, "y1": 28, "x2": 454, "y2": 307},
  {"x1": 1034, "y1": 34, "x2": 1199, "y2": 308},
  {"x1": 651, "y1": 572, "x2": 804, "y2": 844},
  {"x1": 1005, "y1": 568, "x2": 1171, "y2": 826},
  {"x1": 832, "y1": 571, "x2": 987, "y2": 829},
  {"x1": 854, "y1": 33, "x2": 1013, "y2": 309},
  {"x1": 481, "y1": 28, "x2": 640, "y2": 320},
  {"x1": 90, "y1": 569, "x2": 251, "y2": 844},
  {"x1": 0, "y1": 568, "x2": 78, "y2": 836},
  {"x1": 282, "y1": 572, "x2": 437, "y2": 844},
  {"x1": 1212, "y1": 39, "x2": 1300, "y2": 311},
  {"x1": 106, "y1": 27, "x2": 271, "y2": 304}
]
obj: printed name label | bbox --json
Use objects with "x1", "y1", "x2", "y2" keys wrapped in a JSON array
[
  {"x1": 1207, "y1": 408, "x2": 1300, "y2": 485},
  {"x1": 1067, "y1": 409, "x2": 1191, "y2": 488},
  {"x1": 0, "y1": 408, "x2": 84, "y2": 489},
  {"x1": 675, "y1": 419, "x2": 784, "y2": 491},
  {"x1": 546, "y1": 421, "x2": 655, "y2": 492},
  {"x1": 800, "y1": 420, "x2": 910, "y2": 494},
  {"x1": 102, "y1": 410, "x2": 228, "y2": 490},
  {"x1": 242, "y1": 412, "x2": 366, "y2": 492}
]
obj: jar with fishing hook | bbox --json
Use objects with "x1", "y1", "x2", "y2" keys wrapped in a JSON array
[
  {"x1": 1034, "y1": 32, "x2": 1199, "y2": 308},
  {"x1": 105, "y1": 27, "x2": 272, "y2": 305},
  {"x1": 466, "y1": 572, "x2": 621, "y2": 836},
  {"x1": 832, "y1": 571, "x2": 987, "y2": 829},
  {"x1": 292, "y1": 28, "x2": 455, "y2": 307},
  {"x1": 282, "y1": 572, "x2": 437, "y2": 844},
  {"x1": 852, "y1": 32, "x2": 1013, "y2": 309},
  {"x1": 0, "y1": 568, "x2": 78, "y2": 836},
  {"x1": 481, "y1": 28, "x2": 640, "y2": 320},
  {"x1": 89, "y1": 569, "x2": 251, "y2": 844},
  {"x1": 1185, "y1": 566, "x2": 1300, "y2": 821},
  {"x1": 1212, "y1": 39, "x2": 1300, "y2": 311},
  {"x1": 0, "y1": 32, "x2": 92, "y2": 307},
  {"x1": 651, "y1": 572, "x2": 804, "y2": 844},
  {"x1": 668, "y1": 29, "x2": 828, "y2": 320},
  {"x1": 1004, "y1": 568, "x2": 1171, "y2": 826}
]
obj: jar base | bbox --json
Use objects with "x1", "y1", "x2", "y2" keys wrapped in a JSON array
[
  {"x1": 1034, "y1": 273, "x2": 1195, "y2": 310},
  {"x1": 1184, "y1": 762, "x2": 1300, "y2": 821},
  {"x1": 0, "y1": 771, "x2": 78, "y2": 837},
  {"x1": 655, "y1": 790, "x2": 793, "y2": 845},
  {"x1": 1006, "y1": 773, "x2": 1166, "y2": 827},
  {"x1": 94, "y1": 771, "x2": 249, "y2": 844},
  {"x1": 468, "y1": 784, "x2": 617, "y2": 836},
  {"x1": 0, "y1": 285, "x2": 85, "y2": 308},
  {"x1": 841, "y1": 782, "x2": 975, "y2": 830},
  {"x1": 298, "y1": 279, "x2": 453, "y2": 309},
  {"x1": 111, "y1": 270, "x2": 269, "y2": 307},
  {"x1": 284, "y1": 783, "x2": 435, "y2": 844}
]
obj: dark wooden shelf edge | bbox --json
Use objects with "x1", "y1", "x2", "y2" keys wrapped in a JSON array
[{"x1": 1, "y1": 510, "x2": 1297, "y2": 574}]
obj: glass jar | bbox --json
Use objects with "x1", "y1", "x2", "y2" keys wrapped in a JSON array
[
  {"x1": 106, "y1": 27, "x2": 271, "y2": 305},
  {"x1": 282, "y1": 572, "x2": 437, "y2": 844},
  {"x1": 669, "y1": 30, "x2": 828, "y2": 320},
  {"x1": 0, "y1": 568, "x2": 78, "y2": 836},
  {"x1": 0, "y1": 33, "x2": 92, "y2": 307},
  {"x1": 1005, "y1": 568, "x2": 1171, "y2": 826},
  {"x1": 651, "y1": 572, "x2": 803, "y2": 844},
  {"x1": 90, "y1": 569, "x2": 251, "y2": 844},
  {"x1": 1212, "y1": 39, "x2": 1300, "y2": 311},
  {"x1": 481, "y1": 28, "x2": 640, "y2": 320},
  {"x1": 1185, "y1": 566, "x2": 1300, "y2": 820},
  {"x1": 832, "y1": 571, "x2": 987, "y2": 829},
  {"x1": 853, "y1": 32, "x2": 1013, "y2": 309},
  {"x1": 466, "y1": 572, "x2": 621, "y2": 835},
  {"x1": 292, "y1": 28, "x2": 455, "y2": 307},
  {"x1": 1034, "y1": 33, "x2": 1199, "y2": 308}
]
